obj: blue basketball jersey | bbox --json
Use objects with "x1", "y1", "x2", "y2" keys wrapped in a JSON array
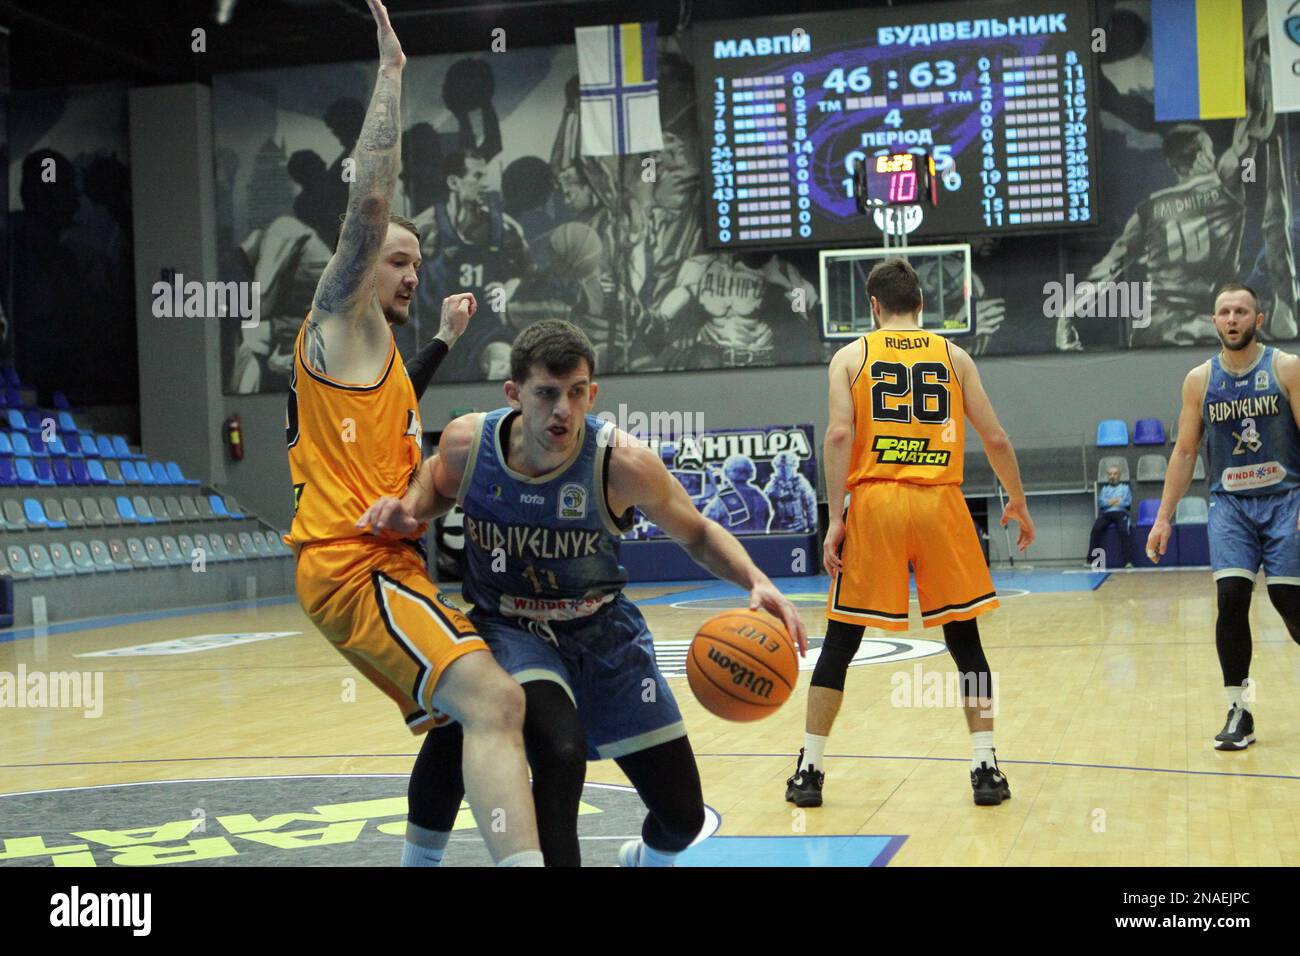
[
  {"x1": 1203, "y1": 346, "x2": 1300, "y2": 496},
  {"x1": 459, "y1": 409, "x2": 634, "y2": 621}
]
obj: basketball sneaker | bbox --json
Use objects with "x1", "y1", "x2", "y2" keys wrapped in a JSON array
[
  {"x1": 785, "y1": 748, "x2": 824, "y2": 808},
  {"x1": 971, "y1": 763, "x2": 1011, "y2": 806},
  {"x1": 1214, "y1": 705, "x2": 1255, "y2": 751}
]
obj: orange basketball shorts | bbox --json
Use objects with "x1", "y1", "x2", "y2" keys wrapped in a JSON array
[
  {"x1": 826, "y1": 481, "x2": 999, "y2": 631},
  {"x1": 296, "y1": 537, "x2": 486, "y2": 734}
]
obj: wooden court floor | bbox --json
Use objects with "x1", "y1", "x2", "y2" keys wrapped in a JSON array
[{"x1": 3, "y1": 568, "x2": 1299, "y2": 866}]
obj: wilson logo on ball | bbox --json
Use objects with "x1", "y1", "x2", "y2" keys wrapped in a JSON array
[{"x1": 705, "y1": 645, "x2": 776, "y2": 699}]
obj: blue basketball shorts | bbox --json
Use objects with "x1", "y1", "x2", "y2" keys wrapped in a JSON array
[
  {"x1": 469, "y1": 597, "x2": 686, "y2": 761},
  {"x1": 1208, "y1": 489, "x2": 1300, "y2": 584}
]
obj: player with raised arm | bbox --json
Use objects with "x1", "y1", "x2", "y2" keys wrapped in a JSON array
[
  {"x1": 287, "y1": 0, "x2": 540, "y2": 867},
  {"x1": 1146, "y1": 282, "x2": 1300, "y2": 751},
  {"x1": 785, "y1": 257, "x2": 1034, "y2": 808},
  {"x1": 358, "y1": 319, "x2": 809, "y2": 866}
]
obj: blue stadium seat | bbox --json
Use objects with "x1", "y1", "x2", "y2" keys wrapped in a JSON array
[
  {"x1": 52, "y1": 458, "x2": 74, "y2": 486},
  {"x1": 11, "y1": 432, "x2": 33, "y2": 457},
  {"x1": 47, "y1": 436, "x2": 69, "y2": 457},
  {"x1": 32, "y1": 458, "x2": 55, "y2": 487},
  {"x1": 23, "y1": 498, "x2": 49, "y2": 529},
  {"x1": 6, "y1": 409, "x2": 26, "y2": 433},
  {"x1": 79, "y1": 433, "x2": 99, "y2": 457},
  {"x1": 70, "y1": 459, "x2": 92, "y2": 485},
  {"x1": 209, "y1": 494, "x2": 231, "y2": 519},
  {"x1": 96, "y1": 435, "x2": 117, "y2": 459},
  {"x1": 150, "y1": 461, "x2": 169, "y2": 485},
  {"x1": 115, "y1": 495, "x2": 144, "y2": 524},
  {"x1": 4, "y1": 388, "x2": 20, "y2": 409},
  {"x1": 1133, "y1": 418, "x2": 1166, "y2": 446},
  {"x1": 166, "y1": 461, "x2": 201, "y2": 486},
  {"x1": 1096, "y1": 419, "x2": 1129, "y2": 447},
  {"x1": 111, "y1": 435, "x2": 137, "y2": 460},
  {"x1": 86, "y1": 459, "x2": 109, "y2": 485},
  {"x1": 0, "y1": 431, "x2": 11, "y2": 456},
  {"x1": 57, "y1": 411, "x2": 78, "y2": 436},
  {"x1": 0, "y1": 459, "x2": 15, "y2": 486},
  {"x1": 0, "y1": 388, "x2": 9, "y2": 409},
  {"x1": 15, "y1": 458, "x2": 38, "y2": 486},
  {"x1": 23, "y1": 409, "x2": 44, "y2": 434},
  {"x1": 120, "y1": 460, "x2": 139, "y2": 484},
  {"x1": 53, "y1": 390, "x2": 71, "y2": 411},
  {"x1": 4, "y1": 368, "x2": 20, "y2": 388},
  {"x1": 136, "y1": 461, "x2": 156, "y2": 486}
]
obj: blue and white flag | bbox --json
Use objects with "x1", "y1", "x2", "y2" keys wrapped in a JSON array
[{"x1": 575, "y1": 22, "x2": 663, "y2": 156}]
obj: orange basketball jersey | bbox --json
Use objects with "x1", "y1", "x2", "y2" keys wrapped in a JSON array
[
  {"x1": 847, "y1": 327, "x2": 964, "y2": 488},
  {"x1": 285, "y1": 314, "x2": 426, "y2": 548}
]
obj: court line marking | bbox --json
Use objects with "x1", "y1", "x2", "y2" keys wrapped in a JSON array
[
  {"x1": 3, "y1": 752, "x2": 1298, "y2": 782},
  {"x1": 0, "y1": 595, "x2": 299, "y2": 644}
]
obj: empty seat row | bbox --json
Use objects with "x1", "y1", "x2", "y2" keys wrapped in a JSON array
[
  {"x1": 1095, "y1": 454, "x2": 1205, "y2": 483},
  {"x1": 1, "y1": 494, "x2": 247, "y2": 531},
  {"x1": 1, "y1": 531, "x2": 292, "y2": 579},
  {"x1": 1096, "y1": 418, "x2": 1168, "y2": 448},
  {"x1": 0, "y1": 456, "x2": 201, "y2": 488},
  {"x1": 3, "y1": 428, "x2": 141, "y2": 459}
]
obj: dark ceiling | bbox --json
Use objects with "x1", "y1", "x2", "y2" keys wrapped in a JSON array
[{"x1": 0, "y1": 0, "x2": 967, "y2": 90}]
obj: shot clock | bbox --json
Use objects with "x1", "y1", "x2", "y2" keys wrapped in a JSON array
[{"x1": 854, "y1": 151, "x2": 938, "y2": 212}]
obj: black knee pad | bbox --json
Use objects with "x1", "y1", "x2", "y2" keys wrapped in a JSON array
[
  {"x1": 407, "y1": 722, "x2": 464, "y2": 833},
  {"x1": 942, "y1": 618, "x2": 992, "y2": 698},
  {"x1": 1218, "y1": 577, "x2": 1253, "y2": 622},
  {"x1": 810, "y1": 619, "x2": 865, "y2": 692},
  {"x1": 522, "y1": 681, "x2": 586, "y2": 772}
]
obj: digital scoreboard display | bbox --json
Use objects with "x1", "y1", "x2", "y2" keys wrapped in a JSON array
[{"x1": 695, "y1": 0, "x2": 1099, "y2": 248}]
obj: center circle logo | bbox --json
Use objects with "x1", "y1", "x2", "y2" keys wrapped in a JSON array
[{"x1": 0, "y1": 776, "x2": 720, "y2": 868}]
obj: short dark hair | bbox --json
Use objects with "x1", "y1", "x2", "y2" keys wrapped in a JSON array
[
  {"x1": 510, "y1": 319, "x2": 596, "y2": 384},
  {"x1": 1162, "y1": 124, "x2": 1212, "y2": 175},
  {"x1": 866, "y1": 257, "x2": 923, "y2": 316},
  {"x1": 333, "y1": 213, "x2": 420, "y2": 253},
  {"x1": 1215, "y1": 281, "x2": 1261, "y2": 314},
  {"x1": 443, "y1": 147, "x2": 486, "y2": 184}
]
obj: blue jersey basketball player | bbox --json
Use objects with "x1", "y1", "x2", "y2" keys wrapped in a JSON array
[
  {"x1": 1148, "y1": 282, "x2": 1300, "y2": 750},
  {"x1": 360, "y1": 319, "x2": 808, "y2": 865}
]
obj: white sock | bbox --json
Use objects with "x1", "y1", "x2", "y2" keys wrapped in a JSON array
[
  {"x1": 1226, "y1": 685, "x2": 1249, "y2": 712},
  {"x1": 401, "y1": 822, "x2": 450, "y2": 867},
  {"x1": 803, "y1": 733, "x2": 827, "y2": 773},
  {"x1": 497, "y1": 849, "x2": 545, "y2": 867},
  {"x1": 637, "y1": 842, "x2": 678, "y2": 868},
  {"x1": 971, "y1": 731, "x2": 996, "y2": 771}
]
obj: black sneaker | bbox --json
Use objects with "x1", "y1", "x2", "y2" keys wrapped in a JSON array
[
  {"x1": 785, "y1": 748, "x2": 824, "y2": 808},
  {"x1": 971, "y1": 763, "x2": 1011, "y2": 806},
  {"x1": 1214, "y1": 706, "x2": 1256, "y2": 751}
]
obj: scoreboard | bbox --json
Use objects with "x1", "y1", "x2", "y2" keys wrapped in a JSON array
[{"x1": 695, "y1": 0, "x2": 1099, "y2": 248}]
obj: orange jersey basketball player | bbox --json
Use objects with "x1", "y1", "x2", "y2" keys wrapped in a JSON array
[
  {"x1": 785, "y1": 256, "x2": 1034, "y2": 809},
  {"x1": 285, "y1": 0, "x2": 540, "y2": 867}
]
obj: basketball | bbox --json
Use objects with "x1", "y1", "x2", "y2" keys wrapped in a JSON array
[
  {"x1": 548, "y1": 221, "x2": 604, "y2": 281},
  {"x1": 687, "y1": 609, "x2": 797, "y2": 722}
]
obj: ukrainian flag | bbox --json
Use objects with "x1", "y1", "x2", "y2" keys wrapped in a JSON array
[
  {"x1": 1151, "y1": 0, "x2": 1246, "y2": 121},
  {"x1": 576, "y1": 22, "x2": 663, "y2": 156}
]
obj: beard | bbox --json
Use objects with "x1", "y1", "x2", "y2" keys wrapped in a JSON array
[
  {"x1": 1218, "y1": 324, "x2": 1256, "y2": 351},
  {"x1": 384, "y1": 302, "x2": 411, "y2": 326}
]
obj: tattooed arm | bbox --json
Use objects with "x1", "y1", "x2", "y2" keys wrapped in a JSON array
[{"x1": 308, "y1": 0, "x2": 406, "y2": 366}]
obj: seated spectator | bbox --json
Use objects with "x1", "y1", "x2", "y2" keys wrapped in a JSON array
[{"x1": 1088, "y1": 466, "x2": 1132, "y2": 567}]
